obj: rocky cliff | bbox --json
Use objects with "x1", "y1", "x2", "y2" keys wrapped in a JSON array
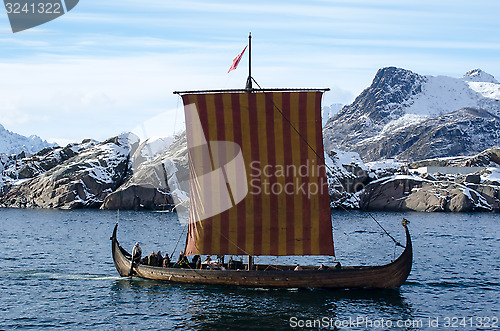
[
  {"x1": 360, "y1": 175, "x2": 498, "y2": 212},
  {"x1": 0, "y1": 133, "x2": 138, "y2": 209},
  {"x1": 359, "y1": 146, "x2": 500, "y2": 212},
  {"x1": 323, "y1": 67, "x2": 500, "y2": 162},
  {"x1": 100, "y1": 135, "x2": 187, "y2": 211}
]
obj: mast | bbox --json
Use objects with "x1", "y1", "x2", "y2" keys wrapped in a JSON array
[
  {"x1": 245, "y1": 33, "x2": 253, "y2": 266},
  {"x1": 245, "y1": 32, "x2": 252, "y2": 91}
]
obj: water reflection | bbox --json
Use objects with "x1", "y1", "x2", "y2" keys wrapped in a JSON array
[{"x1": 109, "y1": 278, "x2": 414, "y2": 330}]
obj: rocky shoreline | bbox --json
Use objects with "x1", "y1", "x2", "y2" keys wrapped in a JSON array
[
  {"x1": 358, "y1": 147, "x2": 500, "y2": 212},
  {"x1": 0, "y1": 131, "x2": 498, "y2": 213}
]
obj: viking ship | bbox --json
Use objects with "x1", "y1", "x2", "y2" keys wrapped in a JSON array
[{"x1": 111, "y1": 34, "x2": 412, "y2": 288}]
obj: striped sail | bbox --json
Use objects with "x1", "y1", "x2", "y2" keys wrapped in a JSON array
[{"x1": 181, "y1": 91, "x2": 333, "y2": 256}]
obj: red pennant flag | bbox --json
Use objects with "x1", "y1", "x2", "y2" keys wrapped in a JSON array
[{"x1": 228, "y1": 46, "x2": 247, "y2": 73}]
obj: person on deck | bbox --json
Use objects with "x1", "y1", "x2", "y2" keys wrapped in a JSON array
[
  {"x1": 178, "y1": 251, "x2": 188, "y2": 264},
  {"x1": 157, "y1": 251, "x2": 163, "y2": 267},
  {"x1": 217, "y1": 255, "x2": 225, "y2": 266},
  {"x1": 192, "y1": 255, "x2": 200, "y2": 266},
  {"x1": 294, "y1": 264, "x2": 302, "y2": 271},
  {"x1": 174, "y1": 251, "x2": 188, "y2": 268},
  {"x1": 148, "y1": 251, "x2": 158, "y2": 266},
  {"x1": 163, "y1": 254, "x2": 170, "y2": 268},
  {"x1": 132, "y1": 243, "x2": 142, "y2": 264},
  {"x1": 195, "y1": 256, "x2": 202, "y2": 269}
]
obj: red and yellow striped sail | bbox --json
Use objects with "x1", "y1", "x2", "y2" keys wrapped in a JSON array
[{"x1": 181, "y1": 91, "x2": 333, "y2": 256}]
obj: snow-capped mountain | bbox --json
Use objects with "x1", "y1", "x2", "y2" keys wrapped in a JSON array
[
  {"x1": 0, "y1": 124, "x2": 56, "y2": 154},
  {"x1": 354, "y1": 107, "x2": 500, "y2": 162},
  {"x1": 1, "y1": 133, "x2": 139, "y2": 209},
  {"x1": 323, "y1": 67, "x2": 500, "y2": 161},
  {"x1": 322, "y1": 103, "x2": 343, "y2": 126},
  {"x1": 462, "y1": 68, "x2": 499, "y2": 84}
]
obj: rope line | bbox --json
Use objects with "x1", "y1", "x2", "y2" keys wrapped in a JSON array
[{"x1": 171, "y1": 222, "x2": 188, "y2": 260}]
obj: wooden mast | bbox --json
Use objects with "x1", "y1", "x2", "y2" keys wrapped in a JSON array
[
  {"x1": 246, "y1": 32, "x2": 253, "y2": 270},
  {"x1": 245, "y1": 32, "x2": 252, "y2": 91}
]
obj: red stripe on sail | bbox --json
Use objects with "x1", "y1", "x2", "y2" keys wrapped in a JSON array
[
  {"x1": 231, "y1": 93, "x2": 246, "y2": 255},
  {"x1": 281, "y1": 93, "x2": 295, "y2": 255},
  {"x1": 265, "y1": 93, "x2": 279, "y2": 255},
  {"x1": 196, "y1": 94, "x2": 213, "y2": 254},
  {"x1": 214, "y1": 93, "x2": 229, "y2": 254},
  {"x1": 298, "y1": 92, "x2": 312, "y2": 255},
  {"x1": 248, "y1": 92, "x2": 261, "y2": 255}
]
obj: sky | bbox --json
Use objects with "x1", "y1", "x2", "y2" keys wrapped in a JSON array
[{"x1": 0, "y1": 0, "x2": 499, "y2": 145}]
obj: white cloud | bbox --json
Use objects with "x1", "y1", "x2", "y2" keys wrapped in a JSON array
[{"x1": 131, "y1": 108, "x2": 185, "y2": 142}]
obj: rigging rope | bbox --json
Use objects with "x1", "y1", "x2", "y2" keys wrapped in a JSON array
[
  {"x1": 251, "y1": 78, "x2": 403, "y2": 248},
  {"x1": 170, "y1": 222, "x2": 188, "y2": 260}
]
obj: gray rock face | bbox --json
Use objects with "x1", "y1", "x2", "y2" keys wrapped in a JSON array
[
  {"x1": 323, "y1": 67, "x2": 425, "y2": 156},
  {"x1": 355, "y1": 108, "x2": 500, "y2": 162},
  {"x1": 0, "y1": 139, "x2": 99, "y2": 196},
  {"x1": 324, "y1": 150, "x2": 371, "y2": 209},
  {"x1": 99, "y1": 154, "x2": 174, "y2": 210},
  {"x1": 410, "y1": 146, "x2": 500, "y2": 168},
  {"x1": 323, "y1": 67, "x2": 500, "y2": 162},
  {"x1": 101, "y1": 133, "x2": 187, "y2": 211},
  {"x1": 15, "y1": 141, "x2": 97, "y2": 179},
  {"x1": 360, "y1": 176, "x2": 498, "y2": 212},
  {"x1": 0, "y1": 133, "x2": 138, "y2": 209}
]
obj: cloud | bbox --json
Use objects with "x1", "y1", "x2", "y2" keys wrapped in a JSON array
[{"x1": 131, "y1": 108, "x2": 186, "y2": 141}]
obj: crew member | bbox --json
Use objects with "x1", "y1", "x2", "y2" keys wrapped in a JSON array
[{"x1": 132, "y1": 242, "x2": 142, "y2": 264}]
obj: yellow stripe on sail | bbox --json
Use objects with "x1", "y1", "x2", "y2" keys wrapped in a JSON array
[{"x1": 222, "y1": 93, "x2": 238, "y2": 254}]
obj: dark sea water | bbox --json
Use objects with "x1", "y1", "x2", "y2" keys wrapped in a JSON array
[{"x1": 0, "y1": 208, "x2": 498, "y2": 330}]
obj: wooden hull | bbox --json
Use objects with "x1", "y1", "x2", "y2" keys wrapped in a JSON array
[{"x1": 110, "y1": 224, "x2": 412, "y2": 289}]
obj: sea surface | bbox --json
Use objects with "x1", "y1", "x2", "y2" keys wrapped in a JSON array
[{"x1": 0, "y1": 208, "x2": 498, "y2": 330}]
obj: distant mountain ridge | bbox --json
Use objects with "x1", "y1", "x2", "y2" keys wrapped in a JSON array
[
  {"x1": 0, "y1": 124, "x2": 56, "y2": 155},
  {"x1": 323, "y1": 67, "x2": 500, "y2": 162}
]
